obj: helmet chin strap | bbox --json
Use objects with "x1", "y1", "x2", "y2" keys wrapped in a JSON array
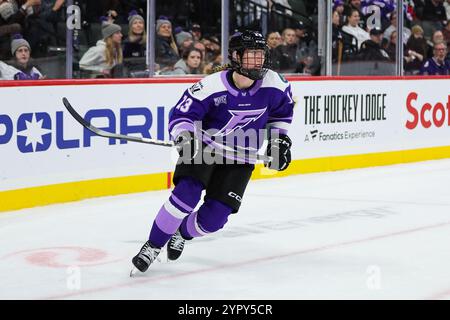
[{"x1": 237, "y1": 68, "x2": 264, "y2": 80}]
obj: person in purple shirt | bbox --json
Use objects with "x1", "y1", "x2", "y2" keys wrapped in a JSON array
[
  {"x1": 419, "y1": 41, "x2": 450, "y2": 75},
  {"x1": 131, "y1": 30, "x2": 295, "y2": 275}
]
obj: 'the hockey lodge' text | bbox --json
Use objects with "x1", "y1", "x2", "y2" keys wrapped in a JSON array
[{"x1": 304, "y1": 94, "x2": 387, "y2": 125}]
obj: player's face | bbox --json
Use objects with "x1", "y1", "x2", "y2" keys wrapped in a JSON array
[
  {"x1": 242, "y1": 49, "x2": 265, "y2": 70},
  {"x1": 15, "y1": 46, "x2": 30, "y2": 65}
]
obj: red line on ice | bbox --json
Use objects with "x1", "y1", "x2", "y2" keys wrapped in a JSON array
[{"x1": 42, "y1": 220, "x2": 450, "y2": 299}]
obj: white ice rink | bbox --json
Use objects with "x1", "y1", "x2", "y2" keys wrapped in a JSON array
[{"x1": 1, "y1": 159, "x2": 450, "y2": 300}]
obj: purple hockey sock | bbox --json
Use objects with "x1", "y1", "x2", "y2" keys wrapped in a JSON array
[
  {"x1": 148, "y1": 177, "x2": 203, "y2": 248},
  {"x1": 180, "y1": 199, "x2": 233, "y2": 239}
]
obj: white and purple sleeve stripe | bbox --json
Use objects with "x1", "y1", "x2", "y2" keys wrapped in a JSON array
[
  {"x1": 169, "y1": 118, "x2": 195, "y2": 140},
  {"x1": 266, "y1": 121, "x2": 291, "y2": 135}
]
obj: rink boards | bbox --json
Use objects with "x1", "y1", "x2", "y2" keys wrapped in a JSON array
[{"x1": 1, "y1": 76, "x2": 449, "y2": 212}]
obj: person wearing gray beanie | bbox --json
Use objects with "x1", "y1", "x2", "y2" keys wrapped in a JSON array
[
  {"x1": 0, "y1": 34, "x2": 43, "y2": 80},
  {"x1": 156, "y1": 18, "x2": 172, "y2": 34},
  {"x1": 128, "y1": 10, "x2": 145, "y2": 30},
  {"x1": 175, "y1": 31, "x2": 193, "y2": 50},
  {"x1": 11, "y1": 35, "x2": 31, "y2": 56},
  {"x1": 155, "y1": 16, "x2": 179, "y2": 69},
  {"x1": 102, "y1": 22, "x2": 122, "y2": 40},
  {"x1": 124, "y1": 10, "x2": 146, "y2": 58},
  {"x1": 79, "y1": 18, "x2": 123, "y2": 77}
]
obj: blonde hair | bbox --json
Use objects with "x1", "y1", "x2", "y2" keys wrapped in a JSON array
[
  {"x1": 411, "y1": 25, "x2": 424, "y2": 36},
  {"x1": 128, "y1": 26, "x2": 147, "y2": 45},
  {"x1": 105, "y1": 36, "x2": 123, "y2": 66},
  {"x1": 210, "y1": 63, "x2": 231, "y2": 74},
  {"x1": 170, "y1": 34, "x2": 179, "y2": 56}
]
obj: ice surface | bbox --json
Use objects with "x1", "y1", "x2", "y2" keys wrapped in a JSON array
[{"x1": 1, "y1": 159, "x2": 450, "y2": 300}]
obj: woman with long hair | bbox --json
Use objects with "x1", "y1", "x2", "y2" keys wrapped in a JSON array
[
  {"x1": 342, "y1": 8, "x2": 370, "y2": 50},
  {"x1": 155, "y1": 16, "x2": 179, "y2": 71},
  {"x1": 79, "y1": 18, "x2": 123, "y2": 78},
  {"x1": 123, "y1": 10, "x2": 146, "y2": 58}
]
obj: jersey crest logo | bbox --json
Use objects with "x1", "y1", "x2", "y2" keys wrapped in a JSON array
[
  {"x1": 213, "y1": 95, "x2": 227, "y2": 107},
  {"x1": 215, "y1": 108, "x2": 267, "y2": 136}
]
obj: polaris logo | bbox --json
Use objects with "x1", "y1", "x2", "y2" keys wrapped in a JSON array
[{"x1": 0, "y1": 107, "x2": 167, "y2": 153}]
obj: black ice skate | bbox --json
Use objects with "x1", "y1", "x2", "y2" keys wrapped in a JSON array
[
  {"x1": 130, "y1": 241, "x2": 161, "y2": 276},
  {"x1": 167, "y1": 230, "x2": 187, "y2": 261}
]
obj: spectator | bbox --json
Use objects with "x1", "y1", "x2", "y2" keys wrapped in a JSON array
[
  {"x1": 266, "y1": 31, "x2": 282, "y2": 50},
  {"x1": 161, "y1": 46, "x2": 202, "y2": 75},
  {"x1": 0, "y1": 34, "x2": 44, "y2": 79},
  {"x1": 405, "y1": 24, "x2": 428, "y2": 73},
  {"x1": 203, "y1": 35, "x2": 221, "y2": 64},
  {"x1": 155, "y1": 16, "x2": 179, "y2": 71},
  {"x1": 342, "y1": 8, "x2": 370, "y2": 49},
  {"x1": 0, "y1": 0, "x2": 40, "y2": 60},
  {"x1": 333, "y1": 9, "x2": 358, "y2": 62},
  {"x1": 383, "y1": 12, "x2": 411, "y2": 45},
  {"x1": 423, "y1": 0, "x2": 447, "y2": 22},
  {"x1": 294, "y1": 21, "x2": 320, "y2": 75},
  {"x1": 333, "y1": 0, "x2": 346, "y2": 25},
  {"x1": 175, "y1": 31, "x2": 193, "y2": 55},
  {"x1": 271, "y1": 27, "x2": 298, "y2": 73},
  {"x1": 419, "y1": 41, "x2": 450, "y2": 74},
  {"x1": 25, "y1": 0, "x2": 66, "y2": 57},
  {"x1": 79, "y1": 19, "x2": 123, "y2": 77},
  {"x1": 193, "y1": 40, "x2": 206, "y2": 64},
  {"x1": 384, "y1": 30, "x2": 398, "y2": 61},
  {"x1": 123, "y1": 10, "x2": 146, "y2": 58},
  {"x1": 421, "y1": 0, "x2": 447, "y2": 39},
  {"x1": 427, "y1": 29, "x2": 445, "y2": 56},
  {"x1": 190, "y1": 23, "x2": 202, "y2": 42},
  {"x1": 344, "y1": 0, "x2": 367, "y2": 29},
  {"x1": 357, "y1": 28, "x2": 390, "y2": 62}
]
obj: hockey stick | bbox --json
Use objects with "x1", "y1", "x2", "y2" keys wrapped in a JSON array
[{"x1": 62, "y1": 97, "x2": 272, "y2": 162}]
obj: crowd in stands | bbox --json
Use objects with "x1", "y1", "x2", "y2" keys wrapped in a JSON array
[
  {"x1": 1, "y1": 0, "x2": 449, "y2": 80},
  {"x1": 332, "y1": 0, "x2": 450, "y2": 75}
]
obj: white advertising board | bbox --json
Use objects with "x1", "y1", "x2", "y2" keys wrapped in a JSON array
[{"x1": 1, "y1": 77, "x2": 449, "y2": 194}]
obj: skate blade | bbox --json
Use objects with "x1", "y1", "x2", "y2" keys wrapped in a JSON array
[{"x1": 130, "y1": 267, "x2": 140, "y2": 277}]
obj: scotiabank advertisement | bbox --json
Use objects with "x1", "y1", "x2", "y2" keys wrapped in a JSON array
[
  {"x1": 402, "y1": 84, "x2": 450, "y2": 149},
  {"x1": 0, "y1": 77, "x2": 449, "y2": 194}
]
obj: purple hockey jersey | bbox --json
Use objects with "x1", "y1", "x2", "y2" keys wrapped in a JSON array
[{"x1": 169, "y1": 69, "x2": 294, "y2": 156}]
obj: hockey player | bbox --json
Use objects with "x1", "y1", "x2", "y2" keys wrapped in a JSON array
[{"x1": 131, "y1": 30, "x2": 295, "y2": 275}]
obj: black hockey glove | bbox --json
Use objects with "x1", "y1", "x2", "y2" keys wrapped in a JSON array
[
  {"x1": 174, "y1": 131, "x2": 201, "y2": 161},
  {"x1": 265, "y1": 134, "x2": 292, "y2": 171}
]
